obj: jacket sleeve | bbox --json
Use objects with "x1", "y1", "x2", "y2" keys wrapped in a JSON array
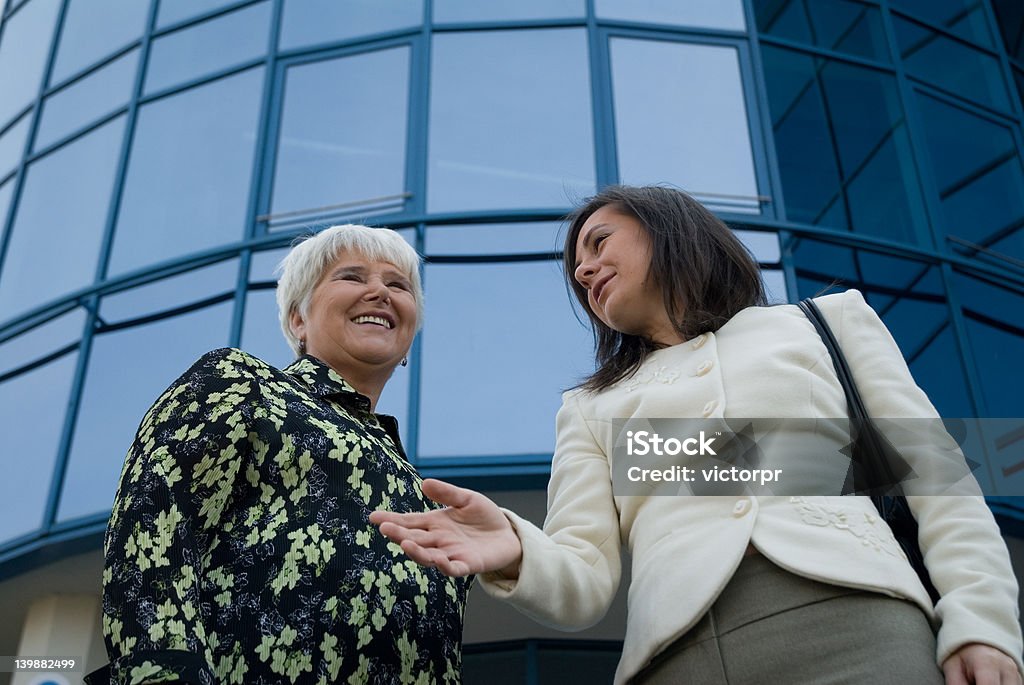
[
  {"x1": 476, "y1": 391, "x2": 622, "y2": 630},
  {"x1": 823, "y1": 289, "x2": 1023, "y2": 674},
  {"x1": 97, "y1": 348, "x2": 257, "y2": 685}
]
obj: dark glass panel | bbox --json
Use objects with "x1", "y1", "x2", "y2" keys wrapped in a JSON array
[
  {"x1": 144, "y1": 1, "x2": 270, "y2": 95},
  {"x1": 754, "y1": 0, "x2": 888, "y2": 61},
  {"x1": 913, "y1": 92, "x2": 1024, "y2": 262},
  {"x1": 418, "y1": 260, "x2": 593, "y2": 458},
  {"x1": 894, "y1": 16, "x2": 1010, "y2": 111},
  {"x1": 954, "y1": 273, "x2": 1024, "y2": 417},
  {"x1": 0, "y1": 112, "x2": 29, "y2": 180},
  {"x1": 269, "y1": 47, "x2": 410, "y2": 230},
  {"x1": 0, "y1": 351, "x2": 78, "y2": 541},
  {"x1": 891, "y1": 0, "x2": 993, "y2": 48},
  {"x1": 991, "y1": 0, "x2": 1024, "y2": 62},
  {"x1": 0, "y1": 0, "x2": 60, "y2": 127},
  {"x1": 58, "y1": 300, "x2": 233, "y2": 522},
  {"x1": 428, "y1": 29, "x2": 594, "y2": 212},
  {"x1": 610, "y1": 39, "x2": 760, "y2": 214},
  {"x1": 36, "y1": 48, "x2": 139, "y2": 150},
  {"x1": 761, "y1": 46, "x2": 927, "y2": 243},
  {"x1": 279, "y1": 0, "x2": 422, "y2": 50},
  {"x1": 791, "y1": 238, "x2": 973, "y2": 417},
  {"x1": 425, "y1": 223, "x2": 562, "y2": 256},
  {"x1": 50, "y1": 0, "x2": 148, "y2": 86},
  {"x1": 595, "y1": 0, "x2": 746, "y2": 30},
  {"x1": 462, "y1": 650, "x2": 527, "y2": 685},
  {"x1": 0, "y1": 116, "x2": 126, "y2": 322},
  {"x1": 108, "y1": 68, "x2": 263, "y2": 276},
  {"x1": 0, "y1": 307, "x2": 84, "y2": 375},
  {"x1": 434, "y1": 0, "x2": 582, "y2": 22},
  {"x1": 537, "y1": 647, "x2": 620, "y2": 684},
  {"x1": 100, "y1": 259, "x2": 238, "y2": 322}
]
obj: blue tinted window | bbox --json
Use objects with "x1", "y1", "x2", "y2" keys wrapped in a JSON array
[
  {"x1": 418, "y1": 261, "x2": 593, "y2": 458},
  {"x1": 791, "y1": 241, "x2": 973, "y2": 416},
  {"x1": 753, "y1": 0, "x2": 888, "y2": 62},
  {"x1": 434, "y1": 0, "x2": 582, "y2": 23},
  {"x1": 992, "y1": 0, "x2": 1024, "y2": 62},
  {"x1": 429, "y1": 29, "x2": 595, "y2": 212},
  {"x1": 955, "y1": 273, "x2": 1024, "y2": 417},
  {"x1": 240, "y1": 288, "x2": 291, "y2": 369},
  {"x1": 248, "y1": 246, "x2": 289, "y2": 282},
  {"x1": 108, "y1": 69, "x2": 263, "y2": 276},
  {"x1": 0, "y1": 0, "x2": 60, "y2": 128},
  {"x1": 156, "y1": 0, "x2": 237, "y2": 28},
  {"x1": 0, "y1": 116, "x2": 126, "y2": 322},
  {"x1": 761, "y1": 46, "x2": 928, "y2": 242},
  {"x1": 269, "y1": 47, "x2": 410, "y2": 230},
  {"x1": 36, "y1": 48, "x2": 139, "y2": 150},
  {"x1": 0, "y1": 352, "x2": 78, "y2": 540},
  {"x1": 595, "y1": 0, "x2": 745, "y2": 30},
  {"x1": 891, "y1": 0, "x2": 993, "y2": 48},
  {"x1": 426, "y1": 223, "x2": 562, "y2": 256},
  {"x1": 895, "y1": 17, "x2": 1009, "y2": 111},
  {"x1": 0, "y1": 112, "x2": 30, "y2": 180},
  {"x1": 145, "y1": 1, "x2": 270, "y2": 95},
  {"x1": 58, "y1": 300, "x2": 233, "y2": 522},
  {"x1": 611, "y1": 38, "x2": 761, "y2": 214},
  {"x1": 0, "y1": 307, "x2": 84, "y2": 375},
  {"x1": 279, "y1": 0, "x2": 422, "y2": 50},
  {"x1": 914, "y1": 93, "x2": 1024, "y2": 262},
  {"x1": 100, "y1": 259, "x2": 238, "y2": 322},
  {"x1": 0, "y1": 178, "x2": 12, "y2": 243},
  {"x1": 50, "y1": 0, "x2": 148, "y2": 86}
]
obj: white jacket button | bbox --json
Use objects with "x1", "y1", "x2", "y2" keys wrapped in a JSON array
[
  {"x1": 733, "y1": 499, "x2": 750, "y2": 516},
  {"x1": 695, "y1": 360, "x2": 713, "y2": 377},
  {"x1": 702, "y1": 400, "x2": 717, "y2": 417},
  {"x1": 691, "y1": 334, "x2": 708, "y2": 350}
]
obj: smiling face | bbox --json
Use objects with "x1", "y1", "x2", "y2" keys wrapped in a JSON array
[
  {"x1": 573, "y1": 205, "x2": 683, "y2": 346},
  {"x1": 289, "y1": 252, "x2": 418, "y2": 380}
]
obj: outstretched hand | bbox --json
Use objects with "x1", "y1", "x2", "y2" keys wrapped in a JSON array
[{"x1": 369, "y1": 479, "x2": 523, "y2": 578}]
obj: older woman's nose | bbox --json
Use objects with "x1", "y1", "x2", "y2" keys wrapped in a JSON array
[{"x1": 364, "y1": 277, "x2": 392, "y2": 303}]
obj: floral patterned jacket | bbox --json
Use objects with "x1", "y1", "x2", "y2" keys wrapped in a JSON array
[{"x1": 86, "y1": 348, "x2": 469, "y2": 685}]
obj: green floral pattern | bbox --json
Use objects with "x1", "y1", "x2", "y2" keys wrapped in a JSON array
[{"x1": 86, "y1": 349, "x2": 469, "y2": 685}]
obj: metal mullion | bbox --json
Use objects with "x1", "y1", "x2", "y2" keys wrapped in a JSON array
[
  {"x1": 45, "y1": 39, "x2": 142, "y2": 94},
  {"x1": 590, "y1": 6, "x2": 618, "y2": 187},
  {"x1": 406, "y1": 224, "x2": 426, "y2": 466},
  {"x1": 977, "y1": 0, "x2": 1024, "y2": 131},
  {"x1": 431, "y1": 17, "x2": 584, "y2": 32},
  {"x1": 274, "y1": 26, "x2": 423, "y2": 63},
  {"x1": 756, "y1": 34, "x2": 896, "y2": 72},
  {"x1": 903, "y1": 71, "x2": 1015, "y2": 119},
  {"x1": 0, "y1": 0, "x2": 68, "y2": 303},
  {"x1": 231, "y1": 0, "x2": 284, "y2": 348},
  {"x1": 136, "y1": 57, "x2": 267, "y2": 105},
  {"x1": 24, "y1": 106, "x2": 130, "y2": 163},
  {"x1": 39, "y1": 0, "x2": 160, "y2": 533},
  {"x1": 938, "y1": 261, "x2": 988, "y2": 416},
  {"x1": 593, "y1": 17, "x2": 746, "y2": 41},
  {"x1": 889, "y1": 5, "x2": 1001, "y2": 57},
  {"x1": 0, "y1": 106, "x2": 30, "y2": 138},
  {"x1": 151, "y1": 0, "x2": 264, "y2": 38}
]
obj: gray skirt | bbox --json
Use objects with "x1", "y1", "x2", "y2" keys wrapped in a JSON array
[{"x1": 632, "y1": 553, "x2": 943, "y2": 685}]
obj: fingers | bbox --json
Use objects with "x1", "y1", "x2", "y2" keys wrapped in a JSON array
[
  {"x1": 421, "y1": 478, "x2": 475, "y2": 509},
  {"x1": 943, "y1": 656, "x2": 969, "y2": 685},
  {"x1": 377, "y1": 521, "x2": 448, "y2": 548},
  {"x1": 369, "y1": 509, "x2": 436, "y2": 528},
  {"x1": 398, "y1": 539, "x2": 472, "y2": 577}
]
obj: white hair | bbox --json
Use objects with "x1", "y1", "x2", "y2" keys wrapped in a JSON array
[{"x1": 275, "y1": 224, "x2": 423, "y2": 356}]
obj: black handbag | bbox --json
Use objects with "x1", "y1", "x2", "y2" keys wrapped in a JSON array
[{"x1": 798, "y1": 297, "x2": 941, "y2": 605}]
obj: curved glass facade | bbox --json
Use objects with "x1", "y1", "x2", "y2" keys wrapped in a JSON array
[{"x1": 0, "y1": 0, "x2": 1022, "y2": 570}]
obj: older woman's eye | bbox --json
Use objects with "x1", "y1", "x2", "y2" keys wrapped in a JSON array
[{"x1": 389, "y1": 281, "x2": 411, "y2": 291}]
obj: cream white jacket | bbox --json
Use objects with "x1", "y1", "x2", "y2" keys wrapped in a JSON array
[{"x1": 480, "y1": 289, "x2": 1023, "y2": 684}]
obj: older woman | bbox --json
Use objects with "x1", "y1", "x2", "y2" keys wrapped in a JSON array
[{"x1": 86, "y1": 225, "x2": 468, "y2": 685}]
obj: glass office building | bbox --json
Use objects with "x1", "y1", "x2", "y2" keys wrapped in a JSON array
[{"x1": 0, "y1": 0, "x2": 1022, "y2": 682}]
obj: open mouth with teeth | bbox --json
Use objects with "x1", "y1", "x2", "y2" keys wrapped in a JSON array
[{"x1": 353, "y1": 315, "x2": 394, "y2": 329}]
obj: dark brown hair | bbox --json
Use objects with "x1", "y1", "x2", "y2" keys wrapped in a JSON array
[{"x1": 564, "y1": 185, "x2": 766, "y2": 392}]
